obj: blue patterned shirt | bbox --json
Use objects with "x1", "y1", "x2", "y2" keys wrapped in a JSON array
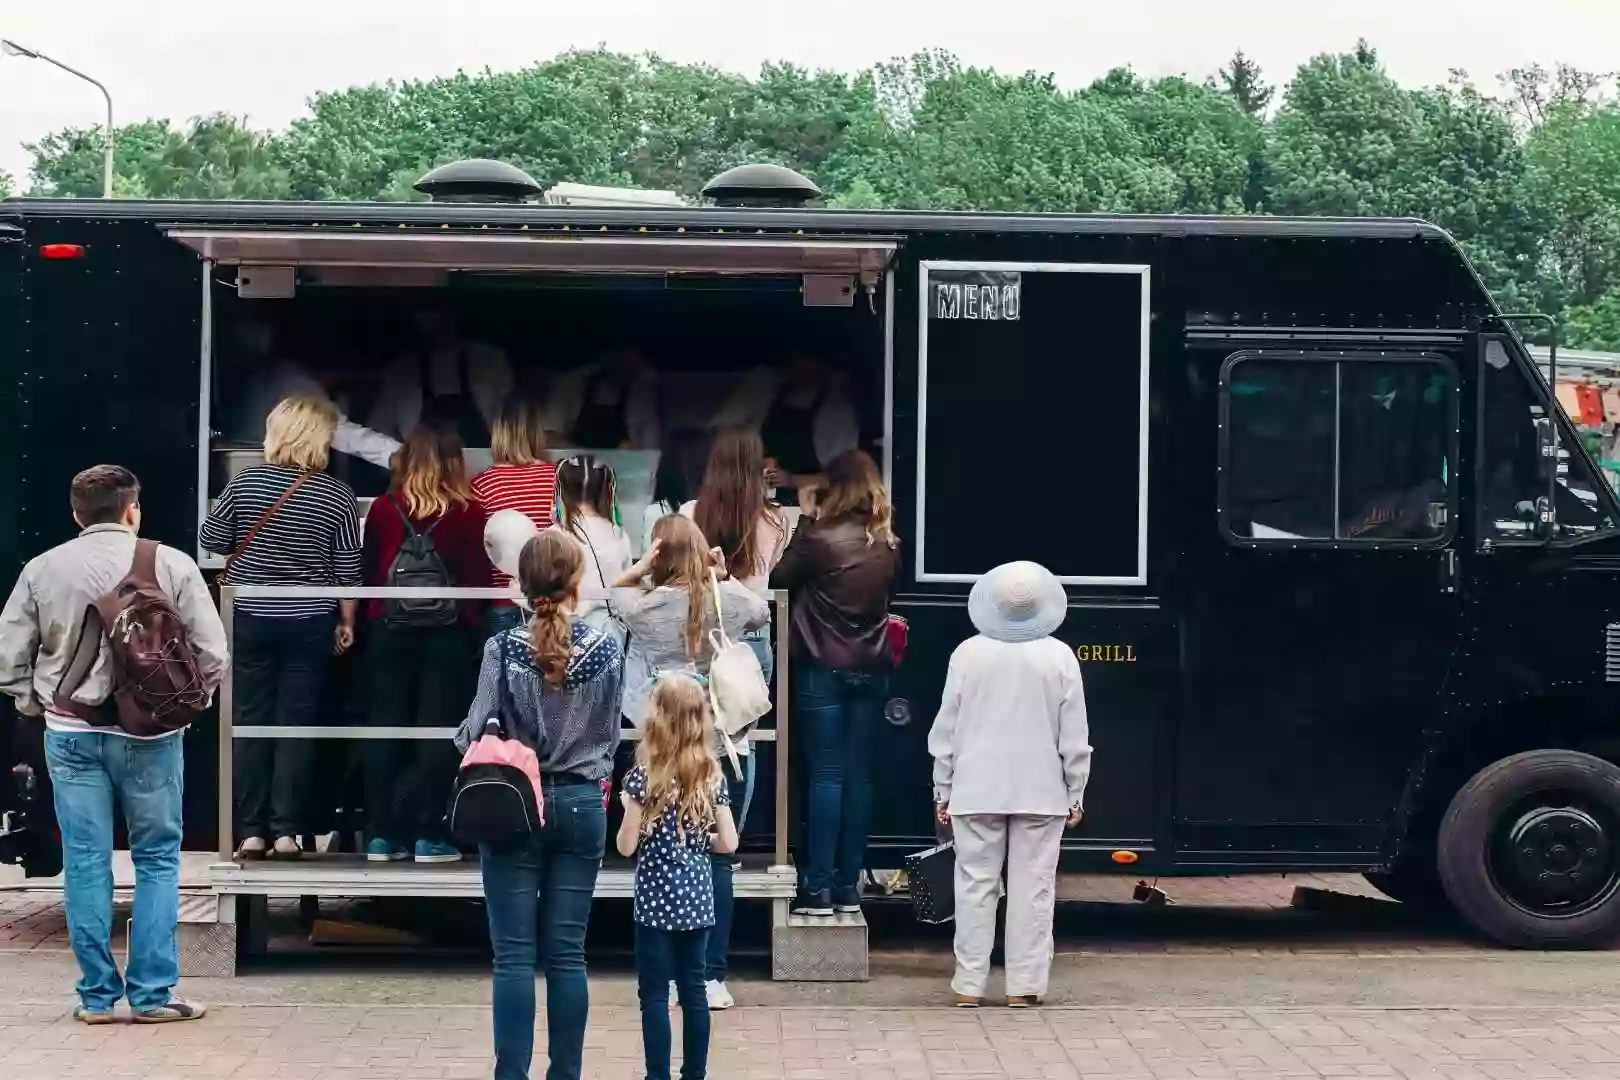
[
  {"x1": 455, "y1": 620, "x2": 624, "y2": 781},
  {"x1": 625, "y1": 763, "x2": 729, "y2": 931}
]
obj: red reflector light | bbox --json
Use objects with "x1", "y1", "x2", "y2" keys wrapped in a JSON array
[{"x1": 38, "y1": 243, "x2": 86, "y2": 260}]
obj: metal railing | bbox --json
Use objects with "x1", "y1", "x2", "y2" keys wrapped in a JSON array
[{"x1": 215, "y1": 585, "x2": 793, "y2": 871}]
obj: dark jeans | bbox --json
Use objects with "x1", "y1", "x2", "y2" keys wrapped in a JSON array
[
  {"x1": 705, "y1": 755, "x2": 750, "y2": 982},
  {"x1": 233, "y1": 612, "x2": 335, "y2": 840},
  {"x1": 362, "y1": 624, "x2": 474, "y2": 844},
  {"x1": 636, "y1": 923, "x2": 711, "y2": 1080},
  {"x1": 795, "y1": 665, "x2": 888, "y2": 894},
  {"x1": 481, "y1": 781, "x2": 606, "y2": 1080},
  {"x1": 486, "y1": 605, "x2": 525, "y2": 638}
]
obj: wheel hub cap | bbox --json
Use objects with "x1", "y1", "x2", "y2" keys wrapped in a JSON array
[{"x1": 1501, "y1": 805, "x2": 1613, "y2": 908}]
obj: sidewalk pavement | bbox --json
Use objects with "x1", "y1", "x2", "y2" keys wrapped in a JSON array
[
  {"x1": 7, "y1": 873, "x2": 1620, "y2": 1078},
  {"x1": 9, "y1": 999, "x2": 1620, "y2": 1080}
]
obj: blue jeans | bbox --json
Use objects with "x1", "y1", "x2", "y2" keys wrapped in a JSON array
[
  {"x1": 486, "y1": 605, "x2": 525, "y2": 638},
  {"x1": 481, "y1": 781, "x2": 607, "y2": 1080},
  {"x1": 636, "y1": 922, "x2": 711, "y2": 1080},
  {"x1": 43, "y1": 728, "x2": 184, "y2": 1013},
  {"x1": 794, "y1": 665, "x2": 887, "y2": 894},
  {"x1": 742, "y1": 627, "x2": 775, "y2": 685},
  {"x1": 705, "y1": 754, "x2": 752, "y2": 982}
]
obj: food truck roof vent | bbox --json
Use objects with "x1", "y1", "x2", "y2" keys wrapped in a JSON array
[
  {"x1": 413, "y1": 159, "x2": 545, "y2": 204},
  {"x1": 701, "y1": 164, "x2": 821, "y2": 208}
]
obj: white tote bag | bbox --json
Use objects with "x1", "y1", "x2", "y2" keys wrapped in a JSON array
[{"x1": 706, "y1": 570, "x2": 772, "y2": 769}]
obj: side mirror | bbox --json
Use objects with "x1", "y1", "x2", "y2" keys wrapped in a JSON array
[{"x1": 1535, "y1": 416, "x2": 1558, "y2": 540}]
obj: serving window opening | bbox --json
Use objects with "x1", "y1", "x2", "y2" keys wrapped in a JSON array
[
  {"x1": 914, "y1": 261, "x2": 1151, "y2": 586},
  {"x1": 174, "y1": 227, "x2": 898, "y2": 564}
]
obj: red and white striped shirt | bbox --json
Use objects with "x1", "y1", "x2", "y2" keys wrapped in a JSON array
[{"x1": 471, "y1": 462, "x2": 558, "y2": 597}]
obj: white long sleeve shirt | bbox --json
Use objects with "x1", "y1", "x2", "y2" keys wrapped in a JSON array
[
  {"x1": 231, "y1": 360, "x2": 400, "y2": 470},
  {"x1": 928, "y1": 635, "x2": 1092, "y2": 817},
  {"x1": 707, "y1": 367, "x2": 860, "y2": 468},
  {"x1": 366, "y1": 342, "x2": 513, "y2": 442}
]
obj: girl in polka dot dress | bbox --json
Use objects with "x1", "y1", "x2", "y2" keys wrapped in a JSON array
[{"x1": 616, "y1": 672, "x2": 739, "y2": 1080}]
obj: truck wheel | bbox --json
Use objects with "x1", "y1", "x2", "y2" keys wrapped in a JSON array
[{"x1": 1437, "y1": 749, "x2": 1620, "y2": 948}]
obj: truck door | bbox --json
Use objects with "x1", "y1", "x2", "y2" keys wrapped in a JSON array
[
  {"x1": 0, "y1": 215, "x2": 62, "y2": 878},
  {"x1": 1177, "y1": 348, "x2": 1464, "y2": 864},
  {"x1": 1470, "y1": 332, "x2": 1620, "y2": 736}
]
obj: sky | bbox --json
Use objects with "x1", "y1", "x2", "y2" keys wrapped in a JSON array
[{"x1": 2, "y1": 0, "x2": 1617, "y2": 186}]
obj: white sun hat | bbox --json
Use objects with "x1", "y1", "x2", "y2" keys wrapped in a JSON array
[
  {"x1": 484, "y1": 509, "x2": 539, "y2": 583},
  {"x1": 967, "y1": 561, "x2": 1068, "y2": 643}
]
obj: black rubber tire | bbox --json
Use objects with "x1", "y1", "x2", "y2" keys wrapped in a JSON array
[{"x1": 1437, "y1": 749, "x2": 1620, "y2": 948}]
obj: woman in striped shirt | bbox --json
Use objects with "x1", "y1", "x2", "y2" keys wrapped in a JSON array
[
  {"x1": 201, "y1": 394, "x2": 362, "y2": 861},
  {"x1": 472, "y1": 398, "x2": 556, "y2": 636}
]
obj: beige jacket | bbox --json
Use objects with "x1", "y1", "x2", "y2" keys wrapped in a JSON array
[{"x1": 0, "y1": 524, "x2": 229, "y2": 726}]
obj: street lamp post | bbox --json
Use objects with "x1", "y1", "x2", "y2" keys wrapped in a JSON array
[{"x1": 2, "y1": 39, "x2": 114, "y2": 199}]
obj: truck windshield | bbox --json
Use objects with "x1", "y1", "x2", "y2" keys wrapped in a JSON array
[{"x1": 1480, "y1": 338, "x2": 1615, "y2": 543}]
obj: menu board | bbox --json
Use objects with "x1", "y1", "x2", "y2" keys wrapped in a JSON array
[{"x1": 916, "y1": 262, "x2": 1150, "y2": 585}]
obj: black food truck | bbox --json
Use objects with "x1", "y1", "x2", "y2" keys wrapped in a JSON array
[{"x1": 4, "y1": 160, "x2": 1620, "y2": 954}]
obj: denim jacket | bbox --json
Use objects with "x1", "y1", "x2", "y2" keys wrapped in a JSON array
[{"x1": 456, "y1": 619, "x2": 624, "y2": 781}]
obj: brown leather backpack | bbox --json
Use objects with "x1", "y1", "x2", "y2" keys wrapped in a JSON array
[{"x1": 53, "y1": 540, "x2": 209, "y2": 737}]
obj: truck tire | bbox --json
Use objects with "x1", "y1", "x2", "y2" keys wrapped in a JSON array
[{"x1": 1437, "y1": 749, "x2": 1620, "y2": 948}]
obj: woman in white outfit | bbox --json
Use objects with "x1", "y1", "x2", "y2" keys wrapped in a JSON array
[{"x1": 927, "y1": 561, "x2": 1092, "y2": 1008}]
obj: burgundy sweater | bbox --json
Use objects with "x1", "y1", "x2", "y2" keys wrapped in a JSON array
[{"x1": 361, "y1": 493, "x2": 490, "y2": 627}]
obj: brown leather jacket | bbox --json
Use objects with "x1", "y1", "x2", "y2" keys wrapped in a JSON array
[{"x1": 771, "y1": 513, "x2": 899, "y2": 671}]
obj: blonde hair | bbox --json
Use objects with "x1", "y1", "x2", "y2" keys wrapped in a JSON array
[
  {"x1": 519, "y1": 531, "x2": 584, "y2": 686},
  {"x1": 263, "y1": 394, "x2": 338, "y2": 473},
  {"x1": 636, "y1": 675, "x2": 721, "y2": 839},
  {"x1": 491, "y1": 398, "x2": 548, "y2": 466},
  {"x1": 648, "y1": 514, "x2": 714, "y2": 660},
  {"x1": 393, "y1": 418, "x2": 474, "y2": 519},
  {"x1": 819, "y1": 449, "x2": 898, "y2": 549}
]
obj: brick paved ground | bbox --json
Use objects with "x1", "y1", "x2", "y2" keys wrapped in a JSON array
[
  {"x1": 5, "y1": 873, "x2": 1619, "y2": 1078},
  {"x1": 10, "y1": 1000, "x2": 1620, "y2": 1079}
]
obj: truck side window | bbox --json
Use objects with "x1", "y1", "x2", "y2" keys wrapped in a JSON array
[
  {"x1": 1223, "y1": 355, "x2": 1455, "y2": 544},
  {"x1": 1479, "y1": 338, "x2": 1615, "y2": 543}
]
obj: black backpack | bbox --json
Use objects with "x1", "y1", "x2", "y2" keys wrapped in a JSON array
[
  {"x1": 384, "y1": 500, "x2": 459, "y2": 628},
  {"x1": 447, "y1": 635, "x2": 543, "y2": 849}
]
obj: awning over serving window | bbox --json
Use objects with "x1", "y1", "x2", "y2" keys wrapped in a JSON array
[{"x1": 163, "y1": 227, "x2": 897, "y2": 276}]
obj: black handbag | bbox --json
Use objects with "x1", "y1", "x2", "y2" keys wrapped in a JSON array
[{"x1": 904, "y1": 840, "x2": 956, "y2": 924}]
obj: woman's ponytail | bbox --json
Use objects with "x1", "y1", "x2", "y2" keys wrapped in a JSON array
[{"x1": 518, "y1": 531, "x2": 586, "y2": 686}]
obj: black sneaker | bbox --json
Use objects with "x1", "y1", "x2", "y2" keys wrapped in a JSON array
[
  {"x1": 832, "y1": 886, "x2": 862, "y2": 913},
  {"x1": 792, "y1": 889, "x2": 833, "y2": 916}
]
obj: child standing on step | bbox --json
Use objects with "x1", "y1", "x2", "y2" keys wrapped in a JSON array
[{"x1": 617, "y1": 672, "x2": 739, "y2": 1080}]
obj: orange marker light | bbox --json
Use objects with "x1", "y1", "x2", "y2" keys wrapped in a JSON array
[
  {"x1": 38, "y1": 243, "x2": 86, "y2": 260},
  {"x1": 1111, "y1": 850, "x2": 1139, "y2": 864}
]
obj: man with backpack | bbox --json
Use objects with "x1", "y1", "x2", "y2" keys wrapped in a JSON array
[{"x1": 0, "y1": 465, "x2": 228, "y2": 1025}]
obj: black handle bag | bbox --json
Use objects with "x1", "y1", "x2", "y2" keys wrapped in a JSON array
[{"x1": 904, "y1": 840, "x2": 956, "y2": 924}]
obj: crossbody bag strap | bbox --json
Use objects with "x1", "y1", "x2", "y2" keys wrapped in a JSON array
[{"x1": 224, "y1": 470, "x2": 316, "y2": 578}]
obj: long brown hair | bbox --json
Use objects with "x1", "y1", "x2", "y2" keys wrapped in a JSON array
[
  {"x1": 636, "y1": 674, "x2": 721, "y2": 839},
  {"x1": 518, "y1": 531, "x2": 584, "y2": 686},
  {"x1": 648, "y1": 514, "x2": 713, "y2": 659},
  {"x1": 392, "y1": 418, "x2": 474, "y2": 519},
  {"x1": 555, "y1": 455, "x2": 617, "y2": 534},
  {"x1": 818, "y1": 449, "x2": 898, "y2": 548},
  {"x1": 694, "y1": 427, "x2": 784, "y2": 580}
]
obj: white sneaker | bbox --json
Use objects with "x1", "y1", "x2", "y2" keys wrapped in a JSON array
[
  {"x1": 235, "y1": 837, "x2": 267, "y2": 860},
  {"x1": 269, "y1": 836, "x2": 302, "y2": 860},
  {"x1": 706, "y1": 980, "x2": 734, "y2": 1011}
]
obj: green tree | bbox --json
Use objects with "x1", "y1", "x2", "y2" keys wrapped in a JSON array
[
  {"x1": 1099, "y1": 73, "x2": 1263, "y2": 212},
  {"x1": 0, "y1": 171, "x2": 12, "y2": 199},
  {"x1": 26, "y1": 115, "x2": 289, "y2": 199},
  {"x1": 1524, "y1": 100, "x2": 1620, "y2": 311},
  {"x1": 1216, "y1": 49, "x2": 1273, "y2": 118},
  {"x1": 1567, "y1": 291, "x2": 1620, "y2": 352}
]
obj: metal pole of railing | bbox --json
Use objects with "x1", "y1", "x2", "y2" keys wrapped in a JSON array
[
  {"x1": 773, "y1": 590, "x2": 791, "y2": 870},
  {"x1": 216, "y1": 587, "x2": 234, "y2": 863}
]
